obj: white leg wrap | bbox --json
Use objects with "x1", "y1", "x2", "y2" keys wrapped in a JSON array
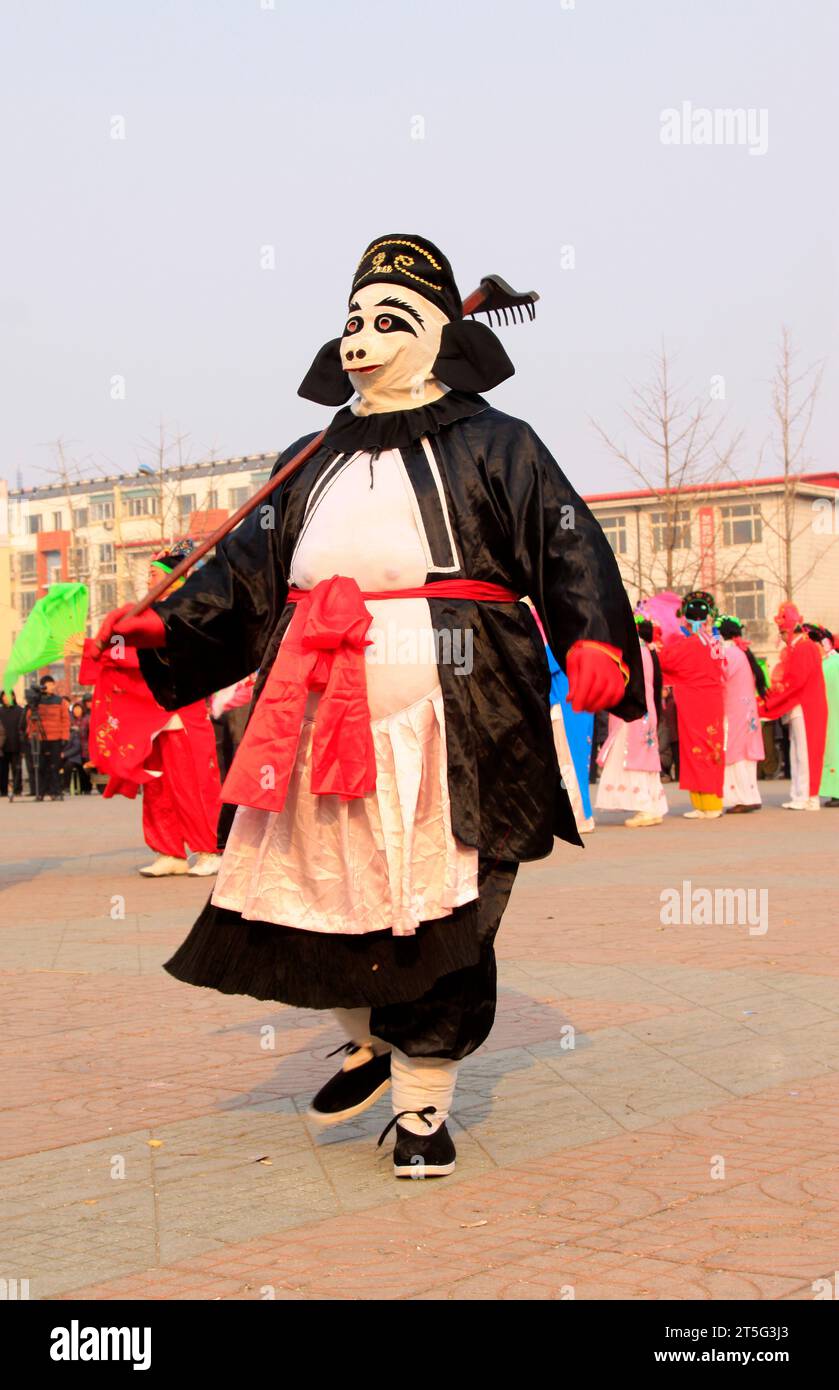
[
  {"x1": 789, "y1": 711, "x2": 809, "y2": 802},
  {"x1": 331, "y1": 1007, "x2": 390, "y2": 1062},
  {"x1": 390, "y1": 1049, "x2": 459, "y2": 1134}
]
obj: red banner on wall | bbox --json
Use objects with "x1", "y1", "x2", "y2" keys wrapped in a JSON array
[{"x1": 698, "y1": 506, "x2": 716, "y2": 588}]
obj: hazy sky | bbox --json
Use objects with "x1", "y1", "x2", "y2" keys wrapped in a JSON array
[{"x1": 2, "y1": 0, "x2": 836, "y2": 494}]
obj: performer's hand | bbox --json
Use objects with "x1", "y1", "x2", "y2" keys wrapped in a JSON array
[
  {"x1": 566, "y1": 640, "x2": 627, "y2": 713},
  {"x1": 95, "y1": 605, "x2": 166, "y2": 651}
]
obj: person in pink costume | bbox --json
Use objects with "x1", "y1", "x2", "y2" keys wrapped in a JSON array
[
  {"x1": 718, "y1": 614, "x2": 766, "y2": 813},
  {"x1": 596, "y1": 616, "x2": 668, "y2": 827}
]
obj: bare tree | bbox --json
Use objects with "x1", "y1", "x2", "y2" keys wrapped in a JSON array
[
  {"x1": 591, "y1": 345, "x2": 745, "y2": 596},
  {"x1": 33, "y1": 438, "x2": 104, "y2": 684},
  {"x1": 134, "y1": 420, "x2": 195, "y2": 545},
  {"x1": 748, "y1": 326, "x2": 831, "y2": 599},
  {"x1": 36, "y1": 438, "x2": 92, "y2": 583}
]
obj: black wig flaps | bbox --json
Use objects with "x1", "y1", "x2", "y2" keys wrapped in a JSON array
[
  {"x1": 432, "y1": 318, "x2": 515, "y2": 393},
  {"x1": 298, "y1": 338, "x2": 354, "y2": 406}
]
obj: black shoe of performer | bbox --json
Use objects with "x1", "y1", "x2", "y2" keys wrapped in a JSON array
[
  {"x1": 378, "y1": 1107, "x2": 457, "y2": 1178},
  {"x1": 307, "y1": 1043, "x2": 391, "y2": 1126}
]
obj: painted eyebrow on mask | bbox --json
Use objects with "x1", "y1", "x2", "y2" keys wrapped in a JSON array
[
  {"x1": 376, "y1": 295, "x2": 425, "y2": 328},
  {"x1": 347, "y1": 301, "x2": 361, "y2": 312}
]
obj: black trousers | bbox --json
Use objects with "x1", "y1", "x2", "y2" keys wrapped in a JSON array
[
  {"x1": 368, "y1": 860, "x2": 518, "y2": 1061},
  {"x1": 0, "y1": 752, "x2": 23, "y2": 796},
  {"x1": 63, "y1": 762, "x2": 91, "y2": 794},
  {"x1": 34, "y1": 741, "x2": 63, "y2": 797}
]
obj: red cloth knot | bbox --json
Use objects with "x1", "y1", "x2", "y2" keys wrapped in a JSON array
[
  {"x1": 221, "y1": 575, "x2": 376, "y2": 813},
  {"x1": 221, "y1": 575, "x2": 521, "y2": 814}
]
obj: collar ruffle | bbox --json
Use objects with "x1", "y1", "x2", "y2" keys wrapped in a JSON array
[{"x1": 321, "y1": 390, "x2": 488, "y2": 453}]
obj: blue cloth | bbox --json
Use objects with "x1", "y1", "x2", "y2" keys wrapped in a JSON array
[{"x1": 546, "y1": 643, "x2": 594, "y2": 819}]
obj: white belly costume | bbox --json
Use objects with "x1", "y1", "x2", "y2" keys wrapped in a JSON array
[{"x1": 211, "y1": 449, "x2": 479, "y2": 935}]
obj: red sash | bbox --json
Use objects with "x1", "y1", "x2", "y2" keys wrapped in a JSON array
[{"x1": 220, "y1": 575, "x2": 519, "y2": 812}]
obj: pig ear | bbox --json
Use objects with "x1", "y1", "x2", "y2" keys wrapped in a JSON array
[
  {"x1": 431, "y1": 319, "x2": 515, "y2": 392},
  {"x1": 298, "y1": 338, "x2": 354, "y2": 405}
]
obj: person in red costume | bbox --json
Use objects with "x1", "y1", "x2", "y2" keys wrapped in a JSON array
[
  {"x1": 760, "y1": 602, "x2": 828, "y2": 811},
  {"x1": 84, "y1": 542, "x2": 223, "y2": 876},
  {"x1": 96, "y1": 233, "x2": 644, "y2": 1179},
  {"x1": 657, "y1": 590, "x2": 726, "y2": 819}
]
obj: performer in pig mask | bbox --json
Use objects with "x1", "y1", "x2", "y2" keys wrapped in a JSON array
[{"x1": 97, "y1": 234, "x2": 643, "y2": 1178}]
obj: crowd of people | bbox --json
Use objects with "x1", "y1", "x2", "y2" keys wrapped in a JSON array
[
  {"x1": 548, "y1": 591, "x2": 838, "y2": 832},
  {"x1": 0, "y1": 681, "x2": 94, "y2": 801},
  {"x1": 0, "y1": 649, "x2": 249, "y2": 821}
]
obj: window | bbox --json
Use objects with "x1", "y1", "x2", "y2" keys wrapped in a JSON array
[
  {"x1": 721, "y1": 502, "x2": 762, "y2": 546},
  {"x1": 19, "y1": 590, "x2": 37, "y2": 617},
  {"x1": 25, "y1": 513, "x2": 42, "y2": 534},
  {"x1": 73, "y1": 507, "x2": 89, "y2": 529},
  {"x1": 98, "y1": 581, "x2": 118, "y2": 611},
  {"x1": 52, "y1": 510, "x2": 63, "y2": 530},
  {"x1": 98, "y1": 543, "x2": 116, "y2": 574},
  {"x1": 228, "y1": 486, "x2": 250, "y2": 510},
  {"x1": 722, "y1": 579, "x2": 766, "y2": 622},
  {"x1": 91, "y1": 497, "x2": 115, "y2": 521},
  {"x1": 650, "y1": 509, "x2": 691, "y2": 551},
  {"x1": 125, "y1": 493, "x2": 160, "y2": 517},
  {"x1": 205, "y1": 489, "x2": 218, "y2": 510},
  {"x1": 45, "y1": 551, "x2": 63, "y2": 584},
  {"x1": 69, "y1": 546, "x2": 89, "y2": 577},
  {"x1": 128, "y1": 547, "x2": 158, "y2": 588},
  {"x1": 18, "y1": 553, "x2": 37, "y2": 581},
  {"x1": 179, "y1": 493, "x2": 196, "y2": 518},
  {"x1": 599, "y1": 513, "x2": 627, "y2": 555}
]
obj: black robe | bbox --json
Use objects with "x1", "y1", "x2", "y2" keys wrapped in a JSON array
[
  {"x1": 140, "y1": 396, "x2": 644, "y2": 1020},
  {"x1": 141, "y1": 399, "x2": 643, "y2": 853}
]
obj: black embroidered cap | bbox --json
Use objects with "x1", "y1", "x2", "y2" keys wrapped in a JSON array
[
  {"x1": 351, "y1": 234, "x2": 462, "y2": 321},
  {"x1": 681, "y1": 589, "x2": 717, "y2": 622},
  {"x1": 150, "y1": 537, "x2": 196, "y2": 573}
]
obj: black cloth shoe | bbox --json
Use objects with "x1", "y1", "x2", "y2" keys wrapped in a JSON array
[
  {"x1": 307, "y1": 1043, "x2": 391, "y2": 1126},
  {"x1": 378, "y1": 1107, "x2": 457, "y2": 1178}
]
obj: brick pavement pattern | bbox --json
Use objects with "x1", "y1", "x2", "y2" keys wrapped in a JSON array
[{"x1": 1, "y1": 786, "x2": 837, "y2": 1300}]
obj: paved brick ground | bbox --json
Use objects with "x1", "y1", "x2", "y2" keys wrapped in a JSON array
[{"x1": 1, "y1": 785, "x2": 838, "y2": 1300}]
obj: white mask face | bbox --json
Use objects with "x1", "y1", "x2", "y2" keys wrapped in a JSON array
[{"x1": 340, "y1": 282, "x2": 450, "y2": 415}]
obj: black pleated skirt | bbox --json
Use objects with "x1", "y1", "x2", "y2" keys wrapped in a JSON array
[{"x1": 165, "y1": 895, "x2": 488, "y2": 1010}]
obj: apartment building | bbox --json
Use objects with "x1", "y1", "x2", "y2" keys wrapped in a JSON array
[
  {"x1": 3, "y1": 458, "x2": 837, "y2": 691},
  {"x1": 584, "y1": 472, "x2": 839, "y2": 659},
  {"x1": 0, "y1": 480, "x2": 13, "y2": 681},
  {"x1": 3, "y1": 453, "x2": 276, "y2": 691}
]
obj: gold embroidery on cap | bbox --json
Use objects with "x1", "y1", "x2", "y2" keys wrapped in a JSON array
[{"x1": 354, "y1": 239, "x2": 443, "y2": 294}]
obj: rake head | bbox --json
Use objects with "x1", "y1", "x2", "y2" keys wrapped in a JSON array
[{"x1": 466, "y1": 274, "x2": 540, "y2": 325}]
